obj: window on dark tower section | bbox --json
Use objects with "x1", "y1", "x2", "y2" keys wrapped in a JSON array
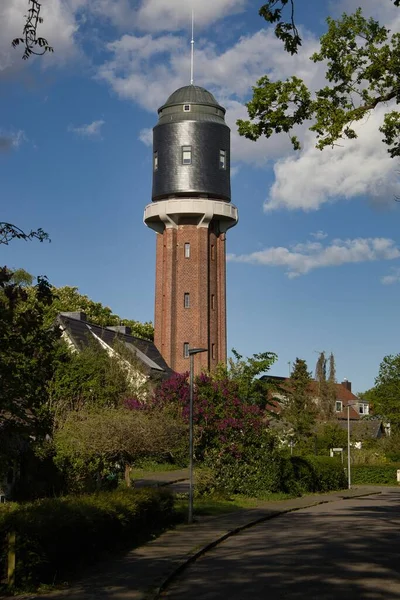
[
  {"x1": 219, "y1": 149, "x2": 226, "y2": 169},
  {"x1": 154, "y1": 150, "x2": 158, "y2": 171},
  {"x1": 182, "y1": 146, "x2": 192, "y2": 165}
]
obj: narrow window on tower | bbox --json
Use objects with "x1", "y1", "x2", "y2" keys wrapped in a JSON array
[
  {"x1": 211, "y1": 244, "x2": 215, "y2": 260},
  {"x1": 182, "y1": 146, "x2": 192, "y2": 165},
  {"x1": 184, "y1": 293, "x2": 190, "y2": 308},
  {"x1": 212, "y1": 344, "x2": 216, "y2": 359},
  {"x1": 219, "y1": 149, "x2": 226, "y2": 170},
  {"x1": 153, "y1": 150, "x2": 158, "y2": 171},
  {"x1": 184, "y1": 243, "x2": 190, "y2": 258},
  {"x1": 211, "y1": 294, "x2": 215, "y2": 310},
  {"x1": 184, "y1": 342, "x2": 189, "y2": 358}
]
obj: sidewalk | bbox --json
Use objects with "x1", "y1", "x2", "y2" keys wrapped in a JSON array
[{"x1": 20, "y1": 484, "x2": 385, "y2": 600}]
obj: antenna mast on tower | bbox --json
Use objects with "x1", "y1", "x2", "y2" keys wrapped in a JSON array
[{"x1": 190, "y1": 10, "x2": 194, "y2": 85}]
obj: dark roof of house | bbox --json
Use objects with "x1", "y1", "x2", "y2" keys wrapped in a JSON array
[
  {"x1": 56, "y1": 314, "x2": 174, "y2": 381},
  {"x1": 337, "y1": 418, "x2": 385, "y2": 439}
]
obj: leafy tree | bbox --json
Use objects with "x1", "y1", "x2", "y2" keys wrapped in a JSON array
[
  {"x1": 49, "y1": 339, "x2": 149, "y2": 424},
  {"x1": 239, "y1": 4, "x2": 400, "y2": 158},
  {"x1": 45, "y1": 285, "x2": 154, "y2": 340},
  {"x1": 0, "y1": 222, "x2": 49, "y2": 245},
  {"x1": 12, "y1": 0, "x2": 53, "y2": 60},
  {"x1": 315, "y1": 351, "x2": 332, "y2": 419},
  {"x1": 224, "y1": 349, "x2": 278, "y2": 406},
  {"x1": 370, "y1": 354, "x2": 400, "y2": 433},
  {"x1": 0, "y1": 267, "x2": 60, "y2": 474},
  {"x1": 327, "y1": 352, "x2": 337, "y2": 418},
  {"x1": 54, "y1": 408, "x2": 186, "y2": 490},
  {"x1": 281, "y1": 358, "x2": 316, "y2": 443}
]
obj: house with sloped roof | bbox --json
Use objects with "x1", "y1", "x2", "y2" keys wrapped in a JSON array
[
  {"x1": 262, "y1": 375, "x2": 386, "y2": 442},
  {"x1": 56, "y1": 312, "x2": 174, "y2": 389}
]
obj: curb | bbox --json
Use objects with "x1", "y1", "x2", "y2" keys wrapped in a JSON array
[{"x1": 149, "y1": 490, "x2": 381, "y2": 599}]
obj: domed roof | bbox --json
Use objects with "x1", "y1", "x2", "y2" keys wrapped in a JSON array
[{"x1": 159, "y1": 85, "x2": 224, "y2": 113}]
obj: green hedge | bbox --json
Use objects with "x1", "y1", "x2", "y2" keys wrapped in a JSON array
[
  {"x1": 352, "y1": 464, "x2": 400, "y2": 485},
  {"x1": 291, "y1": 456, "x2": 347, "y2": 493},
  {"x1": 203, "y1": 446, "x2": 347, "y2": 498},
  {"x1": 0, "y1": 487, "x2": 174, "y2": 589}
]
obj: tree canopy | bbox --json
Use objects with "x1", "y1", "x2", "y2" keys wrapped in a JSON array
[
  {"x1": 368, "y1": 354, "x2": 400, "y2": 433},
  {"x1": 239, "y1": 3, "x2": 400, "y2": 158}
]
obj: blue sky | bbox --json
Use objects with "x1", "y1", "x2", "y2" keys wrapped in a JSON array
[{"x1": 1, "y1": 0, "x2": 400, "y2": 393}]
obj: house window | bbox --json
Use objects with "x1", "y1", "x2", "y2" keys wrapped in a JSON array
[
  {"x1": 184, "y1": 104, "x2": 191, "y2": 112},
  {"x1": 335, "y1": 401, "x2": 343, "y2": 412},
  {"x1": 211, "y1": 294, "x2": 215, "y2": 310},
  {"x1": 211, "y1": 244, "x2": 215, "y2": 260},
  {"x1": 212, "y1": 343, "x2": 216, "y2": 359},
  {"x1": 183, "y1": 342, "x2": 189, "y2": 358},
  {"x1": 184, "y1": 293, "x2": 190, "y2": 308},
  {"x1": 184, "y1": 243, "x2": 190, "y2": 258},
  {"x1": 182, "y1": 146, "x2": 192, "y2": 165},
  {"x1": 153, "y1": 150, "x2": 158, "y2": 171},
  {"x1": 219, "y1": 149, "x2": 226, "y2": 169},
  {"x1": 359, "y1": 404, "x2": 364, "y2": 414},
  {"x1": 359, "y1": 404, "x2": 369, "y2": 415}
]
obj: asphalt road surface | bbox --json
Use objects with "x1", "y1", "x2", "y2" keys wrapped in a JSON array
[{"x1": 164, "y1": 490, "x2": 400, "y2": 600}]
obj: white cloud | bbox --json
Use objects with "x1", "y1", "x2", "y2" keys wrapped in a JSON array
[
  {"x1": 68, "y1": 120, "x2": 105, "y2": 137},
  {"x1": 310, "y1": 230, "x2": 328, "y2": 240},
  {"x1": 100, "y1": 27, "x2": 322, "y2": 165},
  {"x1": 139, "y1": 128, "x2": 152, "y2": 146},
  {"x1": 0, "y1": 130, "x2": 26, "y2": 152},
  {"x1": 228, "y1": 237, "x2": 400, "y2": 278},
  {"x1": 0, "y1": 0, "x2": 81, "y2": 76},
  {"x1": 264, "y1": 105, "x2": 400, "y2": 211},
  {"x1": 381, "y1": 267, "x2": 400, "y2": 285}
]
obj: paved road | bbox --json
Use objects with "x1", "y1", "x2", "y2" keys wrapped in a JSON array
[{"x1": 164, "y1": 490, "x2": 400, "y2": 600}]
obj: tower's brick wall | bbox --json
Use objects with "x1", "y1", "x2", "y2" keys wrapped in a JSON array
[{"x1": 154, "y1": 220, "x2": 227, "y2": 375}]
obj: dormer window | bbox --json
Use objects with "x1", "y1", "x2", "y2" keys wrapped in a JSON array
[
  {"x1": 335, "y1": 401, "x2": 343, "y2": 412},
  {"x1": 182, "y1": 146, "x2": 192, "y2": 165},
  {"x1": 183, "y1": 104, "x2": 191, "y2": 112}
]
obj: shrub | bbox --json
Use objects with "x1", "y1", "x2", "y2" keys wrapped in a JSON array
[
  {"x1": 292, "y1": 456, "x2": 347, "y2": 492},
  {"x1": 352, "y1": 464, "x2": 400, "y2": 485},
  {"x1": 0, "y1": 487, "x2": 174, "y2": 589}
]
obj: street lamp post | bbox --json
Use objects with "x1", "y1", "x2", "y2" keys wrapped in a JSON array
[
  {"x1": 346, "y1": 402, "x2": 358, "y2": 490},
  {"x1": 188, "y1": 347, "x2": 207, "y2": 524}
]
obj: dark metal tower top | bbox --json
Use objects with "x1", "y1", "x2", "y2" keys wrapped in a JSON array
[{"x1": 157, "y1": 85, "x2": 227, "y2": 125}]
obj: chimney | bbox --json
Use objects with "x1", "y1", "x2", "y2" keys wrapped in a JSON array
[
  {"x1": 60, "y1": 311, "x2": 87, "y2": 321},
  {"x1": 341, "y1": 378, "x2": 352, "y2": 392},
  {"x1": 107, "y1": 325, "x2": 132, "y2": 335}
]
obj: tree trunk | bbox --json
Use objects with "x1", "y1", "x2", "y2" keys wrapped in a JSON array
[{"x1": 124, "y1": 463, "x2": 131, "y2": 487}]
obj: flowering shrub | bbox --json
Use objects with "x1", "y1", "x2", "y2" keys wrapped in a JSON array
[{"x1": 149, "y1": 372, "x2": 266, "y2": 460}]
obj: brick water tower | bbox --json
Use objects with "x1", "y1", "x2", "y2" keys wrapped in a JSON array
[{"x1": 144, "y1": 85, "x2": 238, "y2": 373}]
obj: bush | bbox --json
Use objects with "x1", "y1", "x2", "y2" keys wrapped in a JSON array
[
  {"x1": 352, "y1": 464, "x2": 400, "y2": 485},
  {"x1": 291, "y1": 456, "x2": 347, "y2": 493},
  {"x1": 0, "y1": 487, "x2": 174, "y2": 590}
]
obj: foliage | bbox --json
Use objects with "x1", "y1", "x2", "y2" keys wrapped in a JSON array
[
  {"x1": 239, "y1": 5, "x2": 400, "y2": 158},
  {"x1": 280, "y1": 358, "x2": 316, "y2": 443},
  {"x1": 369, "y1": 354, "x2": 400, "y2": 433},
  {"x1": 12, "y1": 0, "x2": 53, "y2": 60},
  {"x1": 259, "y1": 0, "x2": 300, "y2": 54},
  {"x1": 204, "y1": 431, "x2": 296, "y2": 497},
  {"x1": 0, "y1": 268, "x2": 60, "y2": 475},
  {"x1": 315, "y1": 422, "x2": 348, "y2": 454},
  {"x1": 49, "y1": 339, "x2": 148, "y2": 421},
  {"x1": 352, "y1": 464, "x2": 400, "y2": 485},
  {"x1": 0, "y1": 488, "x2": 174, "y2": 590},
  {"x1": 42, "y1": 284, "x2": 154, "y2": 340},
  {"x1": 315, "y1": 351, "x2": 335, "y2": 420},
  {"x1": 225, "y1": 349, "x2": 278, "y2": 406},
  {"x1": 152, "y1": 370, "x2": 266, "y2": 461},
  {"x1": 291, "y1": 456, "x2": 347, "y2": 493},
  {"x1": 53, "y1": 408, "x2": 187, "y2": 492},
  {"x1": 0, "y1": 223, "x2": 49, "y2": 245}
]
